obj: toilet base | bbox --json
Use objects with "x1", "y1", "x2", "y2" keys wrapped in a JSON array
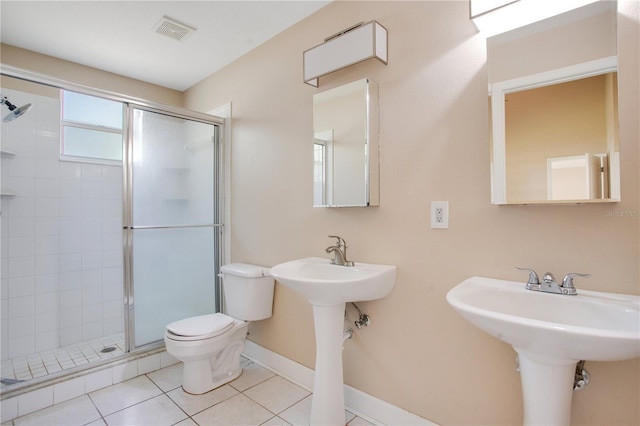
[
  {"x1": 183, "y1": 360, "x2": 243, "y2": 394},
  {"x1": 166, "y1": 321, "x2": 250, "y2": 395}
]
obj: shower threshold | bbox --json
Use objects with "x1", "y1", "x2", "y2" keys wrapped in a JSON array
[
  {"x1": 1, "y1": 333, "x2": 125, "y2": 392},
  {"x1": 0, "y1": 378, "x2": 24, "y2": 386}
]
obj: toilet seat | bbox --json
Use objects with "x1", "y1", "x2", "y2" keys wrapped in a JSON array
[{"x1": 166, "y1": 313, "x2": 235, "y2": 341}]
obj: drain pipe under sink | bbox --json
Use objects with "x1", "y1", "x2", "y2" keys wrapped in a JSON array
[{"x1": 342, "y1": 328, "x2": 354, "y2": 348}]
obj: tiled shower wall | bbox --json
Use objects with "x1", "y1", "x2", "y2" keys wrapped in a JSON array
[{"x1": 1, "y1": 88, "x2": 124, "y2": 361}]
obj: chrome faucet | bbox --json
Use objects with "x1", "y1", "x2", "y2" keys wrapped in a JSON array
[
  {"x1": 516, "y1": 267, "x2": 590, "y2": 295},
  {"x1": 326, "y1": 235, "x2": 354, "y2": 266}
]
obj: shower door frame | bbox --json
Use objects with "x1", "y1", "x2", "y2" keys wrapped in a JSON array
[
  {"x1": 122, "y1": 104, "x2": 225, "y2": 351},
  {"x1": 1, "y1": 64, "x2": 226, "y2": 360}
]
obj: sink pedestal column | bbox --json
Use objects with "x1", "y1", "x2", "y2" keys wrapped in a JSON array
[
  {"x1": 516, "y1": 349, "x2": 578, "y2": 426},
  {"x1": 310, "y1": 303, "x2": 346, "y2": 425}
]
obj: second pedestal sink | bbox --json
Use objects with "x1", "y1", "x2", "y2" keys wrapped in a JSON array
[
  {"x1": 447, "y1": 276, "x2": 640, "y2": 425},
  {"x1": 271, "y1": 257, "x2": 396, "y2": 425}
]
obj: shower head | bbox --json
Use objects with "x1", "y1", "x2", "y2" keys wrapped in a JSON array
[{"x1": 1, "y1": 96, "x2": 32, "y2": 122}]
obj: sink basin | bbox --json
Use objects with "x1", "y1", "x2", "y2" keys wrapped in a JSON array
[
  {"x1": 446, "y1": 276, "x2": 640, "y2": 361},
  {"x1": 447, "y1": 276, "x2": 640, "y2": 425},
  {"x1": 270, "y1": 257, "x2": 396, "y2": 306},
  {"x1": 270, "y1": 256, "x2": 396, "y2": 425}
]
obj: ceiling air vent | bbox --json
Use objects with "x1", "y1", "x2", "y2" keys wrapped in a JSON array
[{"x1": 152, "y1": 16, "x2": 196, "y2": 42}]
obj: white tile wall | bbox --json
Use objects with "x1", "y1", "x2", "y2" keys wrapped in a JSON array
[
  {"x1": 17, "y1": 385, "x2": 54, "y2": 416},
  {"x1": 53, "y1": 375, "x2": 85, "y2": 404},
  {"x1": 1, "y1": 87, "x2": 124, "y2": 362}
]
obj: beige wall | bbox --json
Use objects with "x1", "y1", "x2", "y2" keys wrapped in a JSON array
[
  {"x1": 4, "y1": 1, "x2": 635, "y2": 424},
  {"x1": 185, "y1": 1, "x2": 639, "y2": 424},
  {"x1": 488, "y1": 6, "x2": 616, "y2": 83},
  {"x1": 1, "y1": 44, "x2": 183, "y2": 106}
]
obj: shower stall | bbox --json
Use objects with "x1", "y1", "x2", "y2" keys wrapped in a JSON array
[{"x1": 0, "y1": 71, "x2": 224, "y2": 394}]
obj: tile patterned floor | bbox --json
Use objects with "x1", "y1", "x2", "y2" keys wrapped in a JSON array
[
  {"x1": 1, "y1": 334, "x2": 125, "y2": 388},
  {"x1": 2, "y1": 357, "x2": 374, "y2": 426}
]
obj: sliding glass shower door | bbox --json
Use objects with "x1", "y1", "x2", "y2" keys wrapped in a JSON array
[{"x1": 125, "y1": 107, "x2": 221, "y2": 348}]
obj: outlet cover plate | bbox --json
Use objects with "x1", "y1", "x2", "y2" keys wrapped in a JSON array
[{"x1": 431, "y1": 201, "x2": 449, "y2": 229}]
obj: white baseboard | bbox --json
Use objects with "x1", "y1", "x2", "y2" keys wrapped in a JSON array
[{"x1": 243, "y1": 340, "x2": 436, "y2": 426}]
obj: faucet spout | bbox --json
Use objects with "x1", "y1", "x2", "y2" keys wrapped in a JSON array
[
  {"x1": 326, "y1": 246, "x2": 346, "y2": 265},
  {"x1": 326, "y1": 235, "x2": 354, "y2": 266}
]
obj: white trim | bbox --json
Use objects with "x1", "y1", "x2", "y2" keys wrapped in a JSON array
[
  {"x1": 59, "y1": 154, "x2": 122, "y2": 167},
  {"x1": 243, "y1": 340, "x2": 437, "y2": 426},
  {"x1": 491, "y1": 56, "x2": 617, "y2": 95}
]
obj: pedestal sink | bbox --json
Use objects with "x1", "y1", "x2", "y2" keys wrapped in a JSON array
[
  {"x1": 447, "y1": 277, "x2": 640, "y2": 425},
  {"x1": 270, "y1": 257, "x2": 396, "y2": 425}
]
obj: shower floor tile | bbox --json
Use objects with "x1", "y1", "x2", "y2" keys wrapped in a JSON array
[{"x1": 1, "y1": 333, "x2": 124, "y2": 388}]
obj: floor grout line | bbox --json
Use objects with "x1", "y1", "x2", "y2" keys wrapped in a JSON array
[{"x1": 6, "y1": 360, "x2": 370, "y2": 426}]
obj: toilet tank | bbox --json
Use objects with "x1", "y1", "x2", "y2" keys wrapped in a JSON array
[{"x1": 219, "y1": 263, "x2": 275, "y2": 321}]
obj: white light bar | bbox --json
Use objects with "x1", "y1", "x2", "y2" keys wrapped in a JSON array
[
  {"x1": 303, "y1": 21, "x2": 388, "y2": 87},
  {"x1": 470, "y1": 0, "x2": 602, "y2": 36}
]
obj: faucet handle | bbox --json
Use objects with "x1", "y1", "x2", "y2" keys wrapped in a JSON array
[
  {"x1": 562, "y1": 273, "x2": 591, "y2": 289},
  {"x1": 328, "y1": 235, "x2": 346, "y2": 247},
  {"x1": 516, "y1": 267, "x2": 540, "y2": 285}
]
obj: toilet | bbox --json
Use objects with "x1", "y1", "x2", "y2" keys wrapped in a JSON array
[{"x1": 164, "y1": 263, "x2": 275, "y2": 394}]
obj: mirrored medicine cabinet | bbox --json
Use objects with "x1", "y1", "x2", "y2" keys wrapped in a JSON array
[
  {"x1": 313, "y1": 78, "x2": 379, "y2": 207},
  {"x1": 487, "y1": 1, "x2": 620, "y2": 205}
]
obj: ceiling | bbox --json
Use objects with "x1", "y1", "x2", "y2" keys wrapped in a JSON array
[{"x1": 0, "y1": 1, "x2": 330, "y2": 91}]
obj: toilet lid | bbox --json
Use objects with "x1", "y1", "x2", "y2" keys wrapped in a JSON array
[{"x1": 166, "y1": 313, "x2": 235, "y2": 338}]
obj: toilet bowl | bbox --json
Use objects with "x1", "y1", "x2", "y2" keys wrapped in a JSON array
[
  {"x1": 164, "y1": 263, "x2": 274, "y2": 394},
  {"x1": 165, "y1": 314, "x2": 250, "y2": 394}
]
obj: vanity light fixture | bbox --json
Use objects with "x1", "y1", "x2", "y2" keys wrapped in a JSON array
[
  {"x1": 303, "y1": 20, "x2": 388, "y2": 87},
  {"x1": 470, "y1": 0, "x2": 601, "y2": 36}
]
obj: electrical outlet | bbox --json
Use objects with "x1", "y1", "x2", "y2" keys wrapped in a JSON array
[{"x1": 431, "y1": 201, "x2": 449, "y2": 229}]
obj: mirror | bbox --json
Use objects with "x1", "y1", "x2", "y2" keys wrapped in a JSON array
[
  {"x1": 488, "y1": 1, "x2": 619, "y2": 204},
  {"x1": 313, "y1": 79, "x2": 379, "y2": 207}
]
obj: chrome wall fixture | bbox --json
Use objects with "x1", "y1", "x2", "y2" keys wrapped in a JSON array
[
  {"x1": 349, "y1": 302, "x2": 370, "y2": 329},
  {"x1": 1, "y1": 94, "x2": 32, "y2": 122},
  {"x1": 303, "y1": 20, "x2": 388, "y2": 87}
]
